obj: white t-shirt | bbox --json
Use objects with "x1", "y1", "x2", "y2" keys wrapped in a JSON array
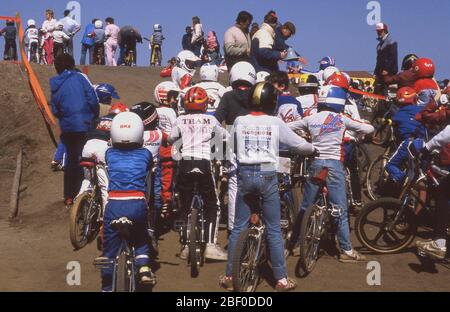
[
  {"x1": 232, "y1": 114, "x2": 314, "y2": 169},
  {"x1": 169, "y1": 113, "x2": 229, "y2": 160}
]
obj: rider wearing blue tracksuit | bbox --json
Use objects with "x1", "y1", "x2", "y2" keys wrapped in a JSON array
[
  {"x1": 101, "y1": 145, "x2": 153, "y2": 291},
  {"x1": 386, "y1": 87, "x2": 427, "y2": 183}
]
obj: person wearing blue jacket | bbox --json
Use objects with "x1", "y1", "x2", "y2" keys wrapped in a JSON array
[
  {"x1": 50, "y1": 53, "x2": 99, "y2": 205},
  {"x1": 80, "y1": 19, "x2": 97, "y2": 65},
  {"x1": 386, "y1": 87, "x2": 426, "y2": 184}
]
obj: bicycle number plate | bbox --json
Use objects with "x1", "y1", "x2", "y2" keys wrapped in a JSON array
[{"x1": 277, "y1": 157, "x2": 291, "y2": 174}]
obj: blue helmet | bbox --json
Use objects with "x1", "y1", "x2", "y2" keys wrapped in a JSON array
[
  {"x1": 319, "y1": 56, "x2": 336, "y2": 71},
  {"x1": 94, "y1": 83, "x2": 120, "y2": 104},
  {"x1": 318, "y1": 85, "x2": 347, "y2": 113}
]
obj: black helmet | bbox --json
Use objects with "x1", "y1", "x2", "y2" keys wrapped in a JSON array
[
  {"x1": 401, "y1": 54, "x2": 418, "y2": 71},
  {"x1": 130, "y1": 102, "x2": 159, "y2": 130},
  {"x1": 248, "y1": 82, "x2": 278, "y2": 114},
  {"x1": 298, "y1": 74, "x2": 319, "y2": 95},
  {"x1": 6, "y1": 19, "x2": 14, "y2": 26}
]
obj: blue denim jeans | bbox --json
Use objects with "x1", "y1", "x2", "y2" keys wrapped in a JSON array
[
  {"x1": 80, "y1": 43, "x2": 93, "y2": 65},
  {"x1": 300, "y1": 159, "x2": 352, "y2": 251},
  {"x1": 225, "y1": 165, "x2": 287, "y2": 280}
]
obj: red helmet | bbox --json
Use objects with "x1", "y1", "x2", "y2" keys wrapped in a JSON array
[
  {"x1": 109, "y1": 102, "x2": 130, "y2": 114},
  {"x1": 396, "y1": 87, "x2": 416, "y2": 105},
  {"x1": 325, "y1": 72, "x2": 349, "y2": 90},
  {"x1": 413, "y1": 58, "x2": 435, "y2": 78},
  {"x1": 184, "y1": 87, "x2": 208, "y2": 112}
]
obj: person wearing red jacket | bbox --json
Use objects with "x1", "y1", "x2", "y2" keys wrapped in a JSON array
[{"x1": 383, "y1": 54, "x2": 418, "y2": 88}]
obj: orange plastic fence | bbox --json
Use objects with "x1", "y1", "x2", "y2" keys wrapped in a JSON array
[{"x1": 1, "y1": 14, "x2": 56, "y2": 125}]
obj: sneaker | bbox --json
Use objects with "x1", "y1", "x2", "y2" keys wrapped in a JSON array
[
  {"x1": 275, "y1": 277, "x2": 297, "y2": 292},
  {"x1": 339, "y1": 249, "x2": 367, "y2": 263},
  {"x1": 138, "y1": 266, "x2": 156, "y2": 285},
  {"x1": 219, "y1": 275, "x2": 233, "y2": 291},
  {"x1": 51, "y1": 161, "x2": 59, "y2": 171},
  {"x1": 416, "y1": 240, "x2": 447, "y2": 260},
  {"x1": 179, "y1": 245, "x2": 189, "y2": 260},
  {"x1": 205, "y1": 243, "x2": 228, "y2": 261}
]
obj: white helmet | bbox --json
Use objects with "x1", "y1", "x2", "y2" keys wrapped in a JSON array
[
  {"x1": 200, "y1": 63, "x2": 219, "y2": 82},
  {"x1": 27, "y1": 19, "x2": 36, "y2": 27},
  {"x1": 322, "y1": 66, "x2": 340, "y2": 82},
  {"x1": 110, "y1": 112, "x2": 144, "y2": 147},
  {"x1": 56, "y1": 22, "x2": 64, "y2": 30},
  {"x1": 94, "y1": 20, "x2": 103, "y2": 29},
  {"x1": 153, "y1": 24, "x2": 162, "y2": 32},
  {"x1": 177, "y1": 50, "x2": 200, "y2": 74},
  {"x1": 256, "y1": 71, "x2": 270, "y2": 83},
  {"x1": 154, "y1": 81, "x2": 180, "y2": 105},
  {"x1": 229, "y1": 61, "x2": 256, "y2": 87}
]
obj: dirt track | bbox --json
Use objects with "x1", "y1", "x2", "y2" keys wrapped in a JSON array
[{"x1": 0, "y1": 62, "x2": 449, "y2": 292}]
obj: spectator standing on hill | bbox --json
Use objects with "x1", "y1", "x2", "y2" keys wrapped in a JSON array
[
  {"x1": 182, "y1": 26, "x2": 193, "y2": 51},
  {"x1": 50, "y1": 54, "x2": 99, "y2": 206},
  {"x1": 223, "y1": 11, "x2": 253, "y2": 71},
  {"x1": 191, "y1": 16, "x2": 204, "y2": 57},
  {"x1": 59, "y1": 9, "x2": 80, "y2": 57}
]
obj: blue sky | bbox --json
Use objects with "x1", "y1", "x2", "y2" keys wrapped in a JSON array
[{"x1": 1, "y1": 0, "x2": 449, "y2": 79}]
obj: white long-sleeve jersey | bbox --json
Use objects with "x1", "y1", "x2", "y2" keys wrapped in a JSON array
[
  {"x1": 426, "y1": 125, "x2": 450, "y2": 151},
  {"x1": 24, "y1": 28, "x2": 39, "y2": 46},
  {"x1": 289, "y1": 111, "x2": 374, "y2": 161},
  {"x1": 169, "y1": 113, "x2": 229, "y2": 161},
  {"x1": 232, "y1": 113, "x2": 315, "y2": 170},
  {"x1": 53, "y1": 30, "x2": 70, "y2": 44},
  {"x1": 193, "y1": 81, "x2": 227, "y2": 114},
  {"x1": 156, "y1": 106, "x2": 177, "y2": 135}
]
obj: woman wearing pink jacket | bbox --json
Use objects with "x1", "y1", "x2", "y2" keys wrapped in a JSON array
[{"x1": 104, "y1": 17, "x2": 120, "y2": 66}]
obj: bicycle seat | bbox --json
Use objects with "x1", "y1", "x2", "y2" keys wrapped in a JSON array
[
  {"x1": 311, "y1": 167, "x2": 329, "y2": 185},
  {"x1": 80, "y1": 157, "x2": 97, "y2": 168},
  {"x1": 111, "y1": 217, "x2": 134, "y2": 241},
  {"x1": 186, "y1": 168, "x2": 205, "y2": 179}
]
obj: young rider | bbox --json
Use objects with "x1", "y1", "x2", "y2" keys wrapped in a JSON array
[
  {"x1": 150, "y1": 24, "x2": 165, "y2": 66},
  {"x1": 169, "y1": 87, "x2": 229, "y2": 261},
  {"x1": 288, "y1": 85, "x2": 375, "y2": 263},
  {"x1": 220, "y1": 82, "x2": 315, "y2": 292},
  {"x1": 154, "y1": 81, "x2": 180, "y2": 218},
  {"x1": 101, "y1": 112, "x2": 156, "y2": 291},
  {"x1": 193, "y1": 63, "x2": 227, "y2": 115}
]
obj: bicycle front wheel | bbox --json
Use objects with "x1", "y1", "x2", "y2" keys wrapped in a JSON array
[
  {"x1": 355, "y1": 198, "x2": 417, "y2": 254},
  {"x1": 69, "y1": 192, "x2": 99, "y2": 250},
  {"x1": 231, "y1": 228, "x2": 262, "y2": 292}
]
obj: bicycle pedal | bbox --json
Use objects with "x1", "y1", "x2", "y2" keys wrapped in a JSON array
[
  {"x1": 93, "y1": 257, "x2": 114, "y2": 268},
  {"x1": 280, "y1": 220, "x2": 289, "y2": 229}
]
